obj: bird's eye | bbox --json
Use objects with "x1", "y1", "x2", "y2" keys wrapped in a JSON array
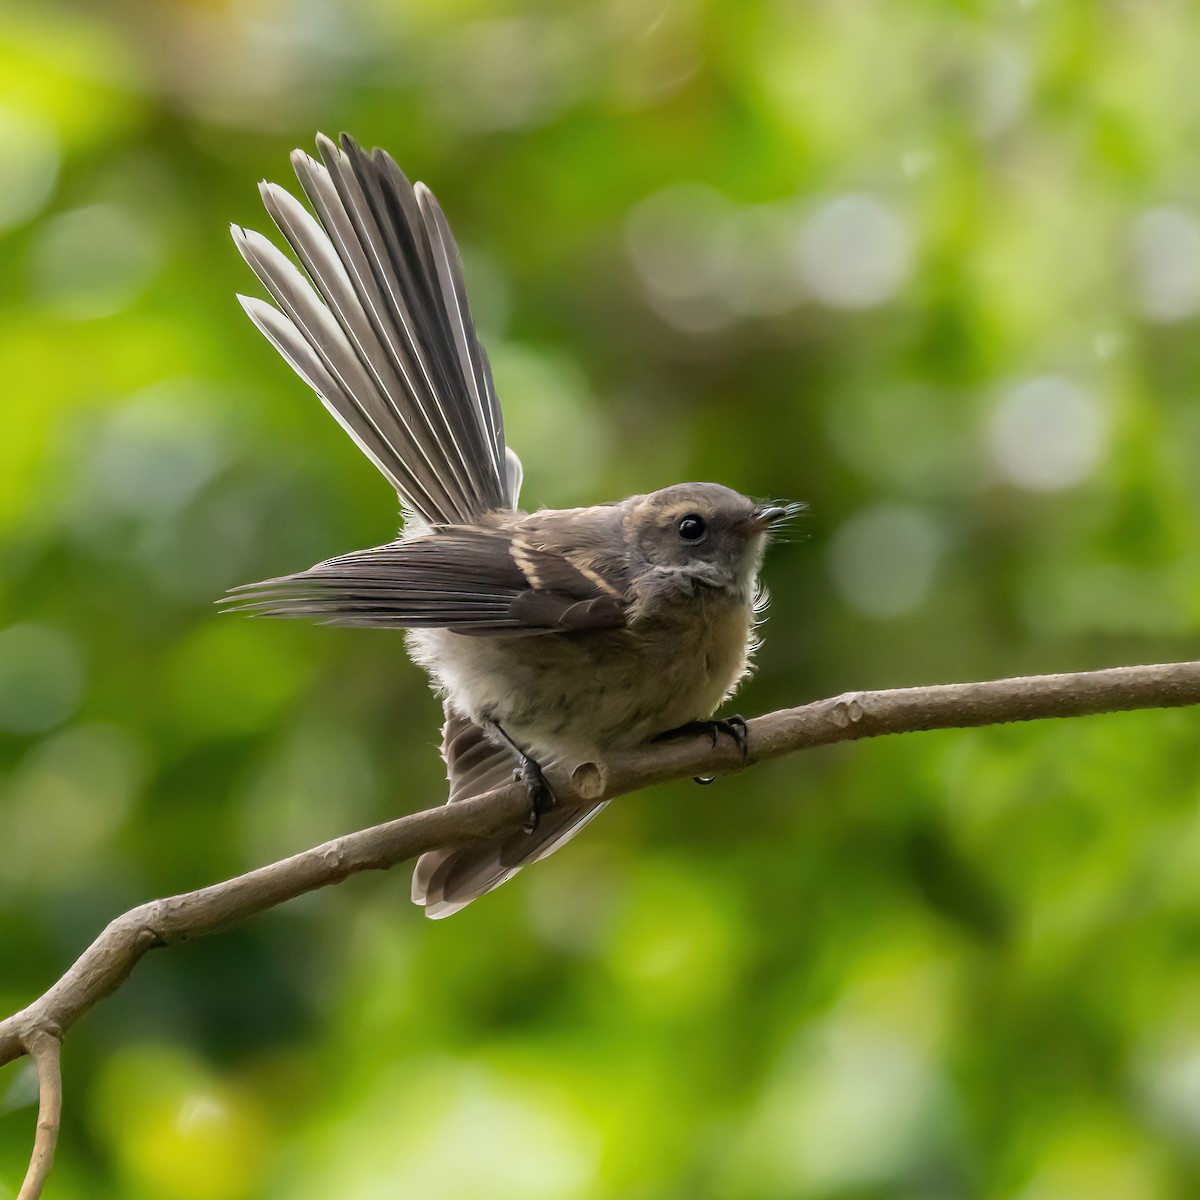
[{"x1": 677, "y1": 514, "x2": 707, "y2": 542}]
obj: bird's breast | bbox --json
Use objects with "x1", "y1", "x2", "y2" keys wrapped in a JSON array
[{"x1": 408, "y1": 587, "x2": 757, "y2": 762}]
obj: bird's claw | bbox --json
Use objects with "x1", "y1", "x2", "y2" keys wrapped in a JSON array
[
  {"x1": 695, "y1": 715, "x2": 748, "y2": 783},
  {"x1": 654, "y1": 715, "x2": 750, "y2": 786},
  {"x1": 706, "y1": 715, "x2": 749, "y2": 758}
]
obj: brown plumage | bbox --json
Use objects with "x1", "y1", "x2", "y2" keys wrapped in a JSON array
[{"x1": 227, "y1": 134, "x2": 797, "y2": 917}]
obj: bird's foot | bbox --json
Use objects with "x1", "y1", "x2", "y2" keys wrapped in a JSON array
[
  {"x1": 487, "y1": 720, "x2": 556, "y2": 833},
  {"x1": 654, "y1": 715, "x2": 750, "y2": 784},
  {"x1": 512, "y1": 754, "x2": 554, "y2": 834}
]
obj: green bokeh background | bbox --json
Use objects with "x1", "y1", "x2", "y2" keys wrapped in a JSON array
[{"x1": 3, "y1": 1, "x2": 1200, "y2": 1196}]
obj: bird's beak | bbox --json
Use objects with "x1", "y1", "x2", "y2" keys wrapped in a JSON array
[{"x1": 748, "y1": 502, "x2": 797, "y2": 534}]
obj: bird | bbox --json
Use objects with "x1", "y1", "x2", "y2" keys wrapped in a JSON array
[{"x1": 224, "y1": 133, "x2": 796, "y2": 918}]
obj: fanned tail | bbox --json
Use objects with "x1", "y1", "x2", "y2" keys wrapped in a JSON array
[{"x1": 233, "y1": 133, "x2": 518, "y2": 525}]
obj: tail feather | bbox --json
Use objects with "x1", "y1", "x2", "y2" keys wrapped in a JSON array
[
  {"x1": 413, "y1": 180, "x2": 506, "y2": 483},
  {"x1": 235, "y1": 293, "x2": 441, "y2": 513},
  {"x1": 234, "y1": 133, "x2": 517, "y2": 525},
  {"x1": 305, "y1": 133, "x2": 507, "y2": 515},
  {"x1": 342, "y1": 139, "x2": 506, "y2": 489},
  {"x1": 289, "y1": 142, "x2": 486, "y2": 515},
  {"x1": 414, "y1": 801, "x2": 610, "y2": 920},
  {"x1": 412, "y1": 706, "x2": 609, "y2": 919},
  {"x1": 233, "y1": 226, "x2": 454, "y2": 518},
  {"x1": 253, "y1": 179, "x2": 473, "y2": 520}
]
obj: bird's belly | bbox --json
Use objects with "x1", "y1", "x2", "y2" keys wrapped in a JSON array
[{"x1": 408, "y1": 597, "x2": 754, "y2": 761}]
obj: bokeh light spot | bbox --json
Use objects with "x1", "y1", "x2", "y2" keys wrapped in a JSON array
[
  {"x1": 87, "y1": 381, "x2": 227, "y2": 517},
  {"x1": 625, "y1": 183, "x2": 735, "y2": 306},
  {"x1": 288, "y1": 1061, "x2": 601, "y2": 1200},
  {"x1": 987, "y1": 376, "x2": 1108, "y2": 492},
  {"x1": 972, "y1": 36, "x2": 1029, "y2": 137},
  {"x1": 729, "y1": 1015, "x2": 951, "y2": 1194},
  {"x1": 1130, "y1": 206, "x2": 1200, "y2": 323},
  {"x1": 830, "y1": 505, "x2": 944, "y2": 619},
  {"x1": 794, "y1": 194, "x2": 914, "y2": 310},
  {"x1": 29, "y1": 202, "x2": 160, "y2": 319}
]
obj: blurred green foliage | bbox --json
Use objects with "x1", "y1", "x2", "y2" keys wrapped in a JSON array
[{"x1": 2, "y1": 0, "x2": 1200, "y2": 1196}]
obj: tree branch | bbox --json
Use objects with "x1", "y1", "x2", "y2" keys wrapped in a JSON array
[
  {"x1": 16, "y1": 1030, "x2": 61, "y2": 1200},
  {"x1": 3, "y1": 660, "x2": 1200, "y2": 1193}
]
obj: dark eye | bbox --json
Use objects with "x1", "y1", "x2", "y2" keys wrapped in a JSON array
[{"x1": 677, "y1": 514, "x2": 707, "y2": 542}]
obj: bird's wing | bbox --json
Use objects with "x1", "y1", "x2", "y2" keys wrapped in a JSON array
[
  {"x1": 232, "y1": 133, "x2": 518, "y2": 525},
  {"x1": 223, "y1": 525, "x2": 628, "y2": 635},
  {"x1": 412, "y1": 705, "x2": 609, "y2": 918}
]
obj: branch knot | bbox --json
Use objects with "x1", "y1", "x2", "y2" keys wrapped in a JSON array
[{"x1": 829, "y1": 691, "x2": 868, "y2": 728}]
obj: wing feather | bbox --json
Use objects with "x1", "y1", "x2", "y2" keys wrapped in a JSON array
[{"x1": 223, "y1": 527, "x2": 629, "y2": 635}]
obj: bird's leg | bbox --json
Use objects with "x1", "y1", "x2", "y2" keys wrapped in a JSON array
[
  {"x1": 485, "y1": 721, "x2": 555, "y2": 834},
  {"x1": 654, "y1": 715, "x2": 749, "y2": 784}
]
